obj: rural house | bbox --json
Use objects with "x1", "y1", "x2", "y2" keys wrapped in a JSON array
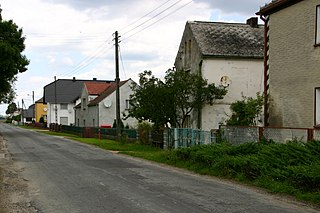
[
  {"x1": 257, "y1": 0, "x2": 320, "y2": 128},
  {"x1": 174, "y1": 18, "x2": 264, "y2": 130},
  {"x1": 74, "y1": 79, "x2": 137, "y2": 128},
  {"x1": 35, "y1": 98, "x2": 47, "y2": 123},
  {"x1": 43, "y1": 77, "x2": 113, "y2": 126}
]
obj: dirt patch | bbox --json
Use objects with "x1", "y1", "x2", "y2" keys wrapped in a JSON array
[{"x1": 0, "y1": 135, "x2": 38, "y2": 213}]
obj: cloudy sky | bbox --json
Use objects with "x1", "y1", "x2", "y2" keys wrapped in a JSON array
[{"x1": 0, "y1": 0, "x2": 268, "y2": 115}]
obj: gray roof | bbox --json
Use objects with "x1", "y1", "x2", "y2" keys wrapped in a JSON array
[
  {"x1": 22, "y1": 104, "x2": 35, "y2": 118},
  {"x1": 188, "y1": 21, "x2": 264, "y2": 58},
  {"x1": 43, "y1": 78, "x2": 114, "y2": 104}
]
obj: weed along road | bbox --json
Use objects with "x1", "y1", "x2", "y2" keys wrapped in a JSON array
[{"x1": 0, "y1": 124, "x2": 317, "y2": 213}]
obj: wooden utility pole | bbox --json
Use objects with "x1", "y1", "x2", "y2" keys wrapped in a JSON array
[
  {"x1": 54, "y1": 76, "x2": 58, "y2": 124},
  {"x1": 114, "y1": 31, "x2": 121, "y2": 140}
]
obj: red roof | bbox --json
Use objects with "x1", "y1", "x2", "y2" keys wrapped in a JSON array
[{"x1": 84, "y1": 82, "x2": 111, "y2": 95}]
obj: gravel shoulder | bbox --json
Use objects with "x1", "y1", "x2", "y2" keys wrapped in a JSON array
[{"x1": 0, "y1": 134, "x2": 38, "y2": 213}]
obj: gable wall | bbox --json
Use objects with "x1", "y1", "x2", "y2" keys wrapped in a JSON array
[{"x1": 201, "y1": 58, "x2": 263, "y2": 130}]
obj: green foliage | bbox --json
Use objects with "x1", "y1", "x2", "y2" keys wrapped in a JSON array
[
  {"x1": 137, "y1": 121, "x2": 153, "y2": 144},
  {"x1": 5, "y1": 102, "x2": 17, "y2": 115},
  {"x1": 0, "y1": 8, "x2": 29, "y2": 103},
  {"x1": 127, "y1": 70, "x2": 227, "y2": 129},
  {"x1": 168, "y1": 141, "x2": 320, "y2": 204},
  {"x1": 226, "y1": 93, "x2": 263, "y2": 126}
]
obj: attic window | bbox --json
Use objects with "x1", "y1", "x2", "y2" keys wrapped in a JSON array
[{"x1": 316, "y1": 5, "x2": 320, "y2": 45}]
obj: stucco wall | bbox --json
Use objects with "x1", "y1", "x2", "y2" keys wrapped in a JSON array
[
  {"x1": 35, "y1": 102, "x2": 47, "y2": 123},
  {"x1": 47, "y1": 103, "x2": 75, "y2": 126},
  {"x1": 200, "y1": 58, "x2": 263, "y2": 130},
  {"x1": 268, "y1": 0, "x2": 320, "y2": 128},
  {"x1": 98, "y1": 81, "x2": 137, "y2": 128}
]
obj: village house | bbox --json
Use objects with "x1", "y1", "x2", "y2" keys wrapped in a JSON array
[
  {"x1": 43, "y1": 77, "x2": 113, "y2": 126},
  {"x1": 35, "y1": 98, "x2": 47, "y2": 123},
  {"x1": 174, "y1": 18, "x2": 264, "y2": 130},
  {"x1": 75, "y1": 79, "x2": 137, "y2": 128},
  {"x1": 257, "y1": 0, "x2": 320, "y2": 128}
]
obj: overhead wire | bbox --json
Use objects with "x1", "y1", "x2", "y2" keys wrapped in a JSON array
[
  {"x1": 119, "y1": 45, "x2": 127, "y2": 79},
  {"x1": 122, "y1": 0, "x2": 193, "y2": 42},
  {"x1": 122, "y1": 0, "x2": 184, "y2": 36},
  {"x1": 57, "y1": 0, "x2": 193, "y2": 78}
]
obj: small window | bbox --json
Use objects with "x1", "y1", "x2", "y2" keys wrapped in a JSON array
[
  {"x1": 125, "y1": 99, "x2": 132, "y2": 110},
  {"x1": 316, "y1": 5, "x2": 320, "y2": 45},
  {"x1": 82, "y1": 98, "x2": 86, "y2": 110},
  {"x1": 60, "y1": 103, "x2": 68, "y2": 110}
]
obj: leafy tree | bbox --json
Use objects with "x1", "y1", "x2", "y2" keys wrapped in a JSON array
[
  {"x1": 5, "y1": 102, "x2": 17, "y2": 114},
  {"x1": 165, "y1": 69, "x2": 227, "y2": 128},
  {"x1": 127, "y1": 70, "x2": 175, "y2": 129},
  {"x1": 127, "y1": 70, "x2": 227, "y2": 129},
  {"x1": 226, "y1": 93, "x2": 264, "y2": 126},
  {"x1": 0, "y1": 7, "x2": 29, "y2": 103}
]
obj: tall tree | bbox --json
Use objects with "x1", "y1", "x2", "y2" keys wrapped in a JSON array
[
  {"x1": 5, "y1": 102, "x2": 17, "y2": 115},
  {"x1": 127, "y1": 70, "x2": 227, "y2": 129},
  {"x1": 0, "y1": 7, "x2": 29, "y2": 103}
]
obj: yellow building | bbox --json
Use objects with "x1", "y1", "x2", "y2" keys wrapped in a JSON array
[{"x1": 35, "y1": 98, "x2": 47, "y2": 123}]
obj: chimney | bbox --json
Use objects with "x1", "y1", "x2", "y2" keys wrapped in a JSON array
[
  {"x1": 93, "y1": 78, "x2": 97, "y2": 81},
  {"x1": 247, "y1": 17, "x2": 258, "y2": 28}
]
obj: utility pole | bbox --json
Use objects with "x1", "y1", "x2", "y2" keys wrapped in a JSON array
[
  {"x1": 114, "y1": 31, "x2": 121, "y2": 140},
  {"x1": 54, "y1": 76, "x2": 58, "y2": 124}
]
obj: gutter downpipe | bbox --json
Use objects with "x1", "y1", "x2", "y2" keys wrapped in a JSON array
[{"x1": 260, "y1": 14, "x2": 269, "y2": 126}]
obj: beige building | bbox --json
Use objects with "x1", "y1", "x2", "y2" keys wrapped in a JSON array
[
  {"x1": 257, "y1": 0, "x2": 320, "y2": 128},
  {"x1": 174, "y1": 19, "x2": 264, "y2": 130}
]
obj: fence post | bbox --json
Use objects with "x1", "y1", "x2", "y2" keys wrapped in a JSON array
[
  {"x1": 174, "y1": 128, "x2": 178, "y2": 149},
  {"x1": 307, "y1": 128, "x2": 313, "y2": 141},
  {"x1": 258, "y1": 127, "x2": 264, "y2": 142},
  {"x1": 98, "y1": 128, "x2": 101, "y2": 143}
]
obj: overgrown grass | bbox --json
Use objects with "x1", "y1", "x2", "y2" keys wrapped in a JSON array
[{"x1": 29, "y1": 128, "x2": 320, "y2": 206}]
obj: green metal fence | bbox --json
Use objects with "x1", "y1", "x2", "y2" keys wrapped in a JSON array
[{"x1": 164, "y1": 128, "x2": 215, "y2": 149}]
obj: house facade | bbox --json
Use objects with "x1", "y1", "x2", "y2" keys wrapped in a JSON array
[
  {"x1": 43, "y1": 77, "x2": 113, "y2": 126},
  {"x1": 75, "y1": 79, "x2": 137, "y2": 128},
  {"x1": 257, "y1": 0, "x2": 320, "y2": 128},
  {"x1": 35, "y1": 98, "x2": 47, "y2": 123},
  {"x1": 174, "y1": 19, "x2": 264, "y2": 130}
]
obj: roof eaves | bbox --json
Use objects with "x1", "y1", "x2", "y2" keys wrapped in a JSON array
[
  {"x1": 202, "y1": 54, "x2": 264, "y2": 60},
  {"x1": 256, "y1": 0, "x2": 303, "y2": 16}
]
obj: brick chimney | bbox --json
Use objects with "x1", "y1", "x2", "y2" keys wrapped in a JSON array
[{"x1": 247, "y1": 17, "x2": 258, "y2": 28}]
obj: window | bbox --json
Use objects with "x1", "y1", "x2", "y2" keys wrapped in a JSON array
[
  {"x1": 60, "y1": 117, "x2": 68, "y2": 125},
  {"x1": 316, "y1": 5, "x2": 320, "y2": 45},
  {"x1": 60, "y1": 103, "x2": 68, "y2": 110},
  {"x1": 125, "y1": 99, "x2": 132, "y2": 110},
  {"x1": 82, "y1": 98, "x2": 86, "y2": 110},
  {"x1": 315, "y1": 88, "x2": 320, "y2": 126}
]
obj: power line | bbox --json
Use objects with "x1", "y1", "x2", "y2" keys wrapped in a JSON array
[
  {"x1": 122, "y1": 0, "x2": 184, "y2": 36},
  {"x1": 122, "y1": 0, "x2": 192, "y2": 42},
  {"x1": 119, "y1": 0, "x2": 173, "y2": 32},
  {"x1": 119, "y1": 45, "x2": 127, "y2": 79}
]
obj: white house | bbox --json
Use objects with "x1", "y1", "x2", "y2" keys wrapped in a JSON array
[
  {"x1": 174, "y1": 18, "x2": 264, "y2": 130},
  {"x1": 43, "y1": 77, "x2": 113, "y2": 126},
  {"x1": 75, "y1": 79, "x2": 137, "y2": 128}
]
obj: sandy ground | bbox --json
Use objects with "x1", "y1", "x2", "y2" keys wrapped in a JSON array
[{"x1": 0, "y1": 135, "x2": 38, "y2": 213}]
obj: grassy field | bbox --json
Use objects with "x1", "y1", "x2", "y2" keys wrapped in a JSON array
[{"x1": 27, "y1": 128, "x2": 320, "y2": 206}]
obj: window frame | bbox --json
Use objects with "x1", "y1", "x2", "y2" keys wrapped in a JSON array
[
  {"x1": 60, "y1": 103, "x2": 68, "y2": 110},
  {"x1": 315, "y1": 5, "x2": 320, "y2": 46}
]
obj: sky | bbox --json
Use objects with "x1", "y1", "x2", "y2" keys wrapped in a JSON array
[{"x1": 0, "y1": 0, "x2": 269, "y2": 115}]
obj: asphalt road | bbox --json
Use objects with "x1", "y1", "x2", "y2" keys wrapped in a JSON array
[{"x1": 0, "y1": 123, "x2": 317, "y2": 213}]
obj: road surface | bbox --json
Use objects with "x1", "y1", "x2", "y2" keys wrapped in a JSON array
[{"x1": 0, "y1": 123, "x2": 317, "y2": 212}]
